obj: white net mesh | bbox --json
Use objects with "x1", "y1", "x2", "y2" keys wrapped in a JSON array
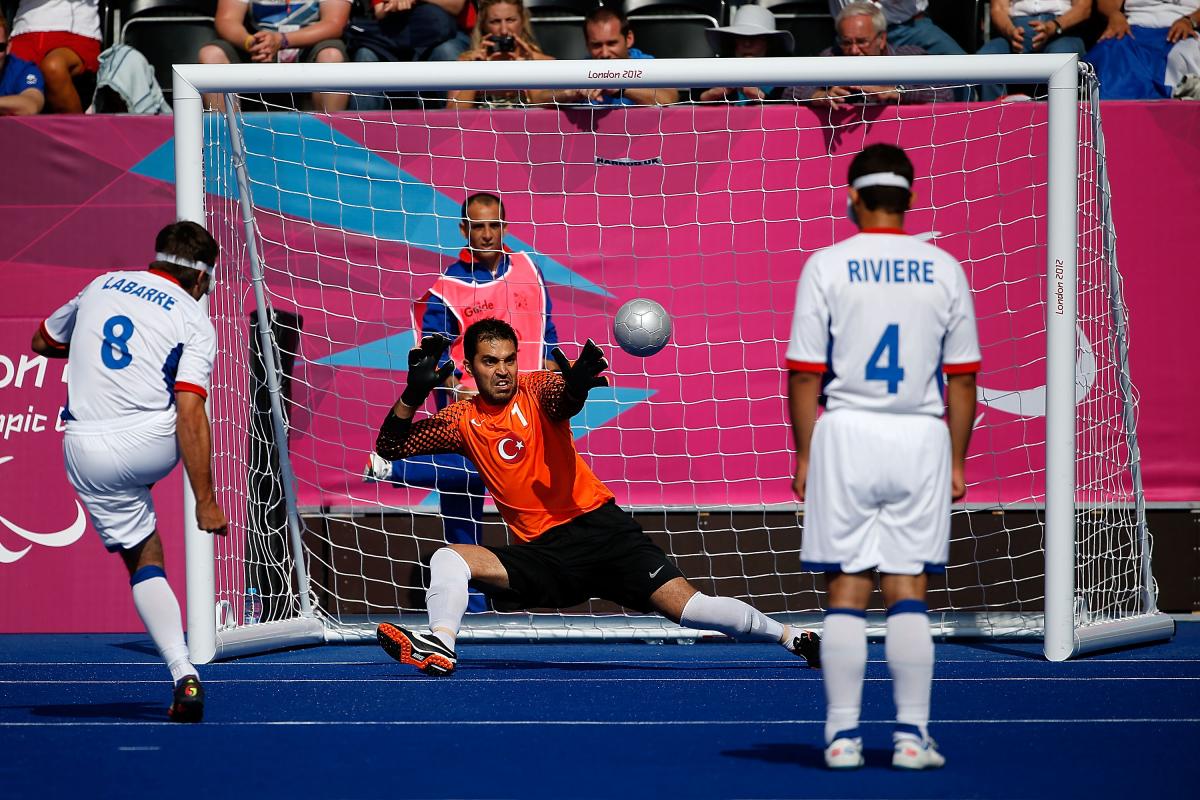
[{"x1": 199, "y1": 67, "x2": 1156, "y2": 643}]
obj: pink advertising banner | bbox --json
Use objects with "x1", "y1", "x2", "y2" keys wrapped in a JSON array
[{"x1": 0, "y1": 104, "x2": 1196, "y2": 632}]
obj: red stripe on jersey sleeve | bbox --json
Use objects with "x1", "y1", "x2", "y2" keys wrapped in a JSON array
[
  {"x1": 175, "y1": 382, "x2": 209, "y2": 399},
  {"x1": 786, "y1": 359, "x2": 827, "y2": 373},
  {"x1": 38, "y1": 321, "x2": 68, "y2": 350},
  {"x1": 943, "y1": 361, "x2": 981, "y2": 375}
]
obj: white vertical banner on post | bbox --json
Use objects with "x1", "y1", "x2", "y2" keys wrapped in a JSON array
[{"x1": 1043, "y1": 57, "x2": 1079, "y2": 662}]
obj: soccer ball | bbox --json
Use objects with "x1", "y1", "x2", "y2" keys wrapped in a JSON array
[{"x1": 613, "y1": 298, "x2": 672, "y2": 357}]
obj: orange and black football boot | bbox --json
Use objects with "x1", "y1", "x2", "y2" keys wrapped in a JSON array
[{"x1": 168, "y1": 675, "x2": 205, "y2": 722}]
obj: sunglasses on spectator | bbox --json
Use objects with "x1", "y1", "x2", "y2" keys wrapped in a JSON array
[{"x1": 839, "y1": 32, "x2": 882, "y2": 49}]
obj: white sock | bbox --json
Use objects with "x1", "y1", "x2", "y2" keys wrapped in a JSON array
[
  {"x1": 679, "y1": 593, "x2": 784, "y2": 642},
  {"x1": 821, "y1": 610, "x2": 867, "y2": 745},
  {"x1": 886, "y1": 602, "x2": 934, "y2": 742},
  {"x1": 130, "y1": 567, "x2": 195, "y2": 683},
  {"x1": 427, "y1": 548, "x2": 471, "y2": 650},
  {"x1": 778, "y1": 624, "x2": 802, "y2": 650}
]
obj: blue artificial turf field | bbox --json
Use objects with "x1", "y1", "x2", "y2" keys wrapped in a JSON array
[{"x1": 1, "y1": 622, "x2": 1197, "y2": 799}]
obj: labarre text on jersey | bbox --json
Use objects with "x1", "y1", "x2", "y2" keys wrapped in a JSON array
[{"x1": 102, "y1": 277, "x2": 178, "y2": 311}]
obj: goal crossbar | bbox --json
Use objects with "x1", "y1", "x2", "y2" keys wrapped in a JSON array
[
  {"x1": 171, "y1": 54, "x2": 1079, "y2": 95},
  {"x1": 173, "y1": 55, "x2": 1173, "y2": 665}
]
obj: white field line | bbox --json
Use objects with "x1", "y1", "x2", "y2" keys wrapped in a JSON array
[
  {"x1": 2, "y1": 676, "x2": 1199, "y2": 684},
  {"x1": 1, "y1": 658, "x2": 1197, "y2": 667},
  {"x1": 1, "y1": 718, "x2": 1198, "y2": 728}
]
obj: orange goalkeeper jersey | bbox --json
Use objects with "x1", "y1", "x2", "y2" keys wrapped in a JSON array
[{"x1": 394, "y1": 372, "x2": 614, "y2": 541}]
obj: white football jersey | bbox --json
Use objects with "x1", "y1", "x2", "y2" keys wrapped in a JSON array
[
  {"x1": 41, "y1": 270, "x2": 216, "y2": 423},
  {"x1": 785, "y1": 230, "x2": 980, "y2": 416}
]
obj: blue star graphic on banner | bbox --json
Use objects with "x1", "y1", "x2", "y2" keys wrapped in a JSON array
[{"x1": 130, "y1": 114, "x2": 610, "y2": 297}]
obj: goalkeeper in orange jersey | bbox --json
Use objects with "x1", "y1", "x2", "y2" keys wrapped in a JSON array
[{"x1": 373, "y1": 317, "x2": 819, "y2": 675}]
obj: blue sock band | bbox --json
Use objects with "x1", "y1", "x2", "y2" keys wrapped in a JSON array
[
  {"x1": 886, "y1": 599, "x2": 928, "y2": 616},
  {"x1": 130, "y1": 565, "x2": 166, "y2": 587}
]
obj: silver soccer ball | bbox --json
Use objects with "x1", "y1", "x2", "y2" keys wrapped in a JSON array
[{"x1": 613, "y1": 298, "x2": 672, "y2": 357}]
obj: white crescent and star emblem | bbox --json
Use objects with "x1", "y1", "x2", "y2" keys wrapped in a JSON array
[{"x1": 496, "y1": 436, "x2": 527, "y2": 463}]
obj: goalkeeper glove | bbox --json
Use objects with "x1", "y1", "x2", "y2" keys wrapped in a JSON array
[
  {"x1": 400, "y1": 334, "x2": 455, "y2": 408},
  {"x1": 550, "y1": 339, "x2": 609, "y2": 400}
]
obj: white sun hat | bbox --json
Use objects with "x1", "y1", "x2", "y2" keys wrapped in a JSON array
[{"x1": 705, "y1": 5, "x2": 795, "y2": 55}]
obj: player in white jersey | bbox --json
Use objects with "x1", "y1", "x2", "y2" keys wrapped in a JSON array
[
  {"x1": 31, "y1": 221, "x2": 229, "y2": 723},
  {"x1": 786, "y1": 143, "x2": 980, "y2": 770}
]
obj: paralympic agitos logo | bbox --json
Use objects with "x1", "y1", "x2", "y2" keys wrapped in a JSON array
[{"x1": 0, "y1": 456, "x2": 87, "y2": 564}]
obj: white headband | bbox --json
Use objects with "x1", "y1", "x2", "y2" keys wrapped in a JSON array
[
  {"x1": 155, "y1": 252, "x2": 213, "y2": 273},
  {"x1": 850, "y1": 172, "x2": 912, "y2": 191}
]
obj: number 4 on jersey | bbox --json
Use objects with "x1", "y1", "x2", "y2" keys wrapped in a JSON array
[{"x1": 865, "y1": 323, "x2": 904, "y2": 394}]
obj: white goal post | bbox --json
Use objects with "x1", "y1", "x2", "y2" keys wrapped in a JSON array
[{"x1": 172, "y1": 54, "x2": 1174, "y2": 664}]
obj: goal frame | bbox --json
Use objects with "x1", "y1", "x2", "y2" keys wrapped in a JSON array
[{"x1": 171, "y1": 54, "x2": 1173, "y2": 664}]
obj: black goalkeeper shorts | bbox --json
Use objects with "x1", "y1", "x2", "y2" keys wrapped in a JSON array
[{"x1": 483, "y1": 500, "x2": 684, "y2": 613}]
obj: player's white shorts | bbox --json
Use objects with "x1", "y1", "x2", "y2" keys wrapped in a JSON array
[
  {"x1": 63, "y1": 410, "x2": 179, "y2": 552},
  {"x1": 801, "y1": 407, "x2": 951, "y2": 575}
]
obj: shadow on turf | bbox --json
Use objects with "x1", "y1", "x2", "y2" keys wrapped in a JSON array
[
  {"x1": 955, "y1": 640, "x2": 1044, "y2": 660},
  {"x1": 110, "y1": 640, "x2": 159, "y2": 657},
  {"x1": 722, "y1": 742, "x2": 893, "y2": 768},
  {"x1": 7, "y1": 702, "x2": 165, "y2": 721}
]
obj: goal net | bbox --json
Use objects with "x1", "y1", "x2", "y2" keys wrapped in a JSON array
[{"x1": 175, "y1": 55, "x2": 1172, "y2": 663}]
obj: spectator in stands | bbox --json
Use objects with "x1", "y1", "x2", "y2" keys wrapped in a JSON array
[
  {"x1": 446, "y1": 0, "x2": 554, "y2": 109},
  {"x1": 8, "y1": 0, "x2": 101, "y2": 113},
  {"x1": 697, "y1": 4, "x2": 793, "y2": 103},
  {"x1": 548, "y1": 7, "x2": 680, "y2": 105},
  {"x1": 344, "y1": 0, "x2": 476, "y2": 110},
  {"x1": 976, "y1": 1, "x2": 1092, "y2": 101},
  {"x1": 1088, "y1": 0, "x2": 1200, "y2": 99},
  {"x1": 354, "y1": 0, "x2": 476, "y2": 63},
  {"x1": 785, "y1": 1, "x2": 953, "y2": 106},
  {"x1": 828, "y1": 0, "x2": 966, "y2": 56},
  {"x1": 0, "y1": 11, "x2": 45, "y2": 115},
  {"x1": 199, "y1": 0, "x2": 352, "y2": 112}
]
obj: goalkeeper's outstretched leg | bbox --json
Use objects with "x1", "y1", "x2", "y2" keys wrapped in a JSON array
[{"x1": 378, "y1": 539, "x2": 820, "y2": 675}]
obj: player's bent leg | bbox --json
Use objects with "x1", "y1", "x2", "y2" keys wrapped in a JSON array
[
  {"x1": 880, "y1": 574, "x2": 942, "y2": 768},
  {"x1": 438, "y1": 467, "x2": 489, "y2": 612},
  {"x1": 426, "y1": 547, "x2": 473, "y2": 648},
  {"x1": 119, "y1": 530, "x2": 164, "y2": 576},
  {"x1": 377, "y1": 545, "x2": 509, "y2": 676},
  {"x1": 443, "y1": 498, "x2": 488, "y2": 612},
  {"x1": 122, "y1": 532, "x2": 202, "y2": 720},
  {"x1": 127, "y1": 552, "x2": 196, "y2": 684},
  {"x1": 67, "y1": 422, "x2": 198, "y2": 718}
]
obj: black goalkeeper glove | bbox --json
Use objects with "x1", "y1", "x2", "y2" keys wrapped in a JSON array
[
  {"x1": 400, "y1": 334, "x2": 455, "y2": 408},
  {"x1": 550, "y1": 339, "x2": 609, "y2": 400}
]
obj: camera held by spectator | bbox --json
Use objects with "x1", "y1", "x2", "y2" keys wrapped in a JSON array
[{"x1": 487, "y1": 34, "x2": 516, "y2": 56}]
